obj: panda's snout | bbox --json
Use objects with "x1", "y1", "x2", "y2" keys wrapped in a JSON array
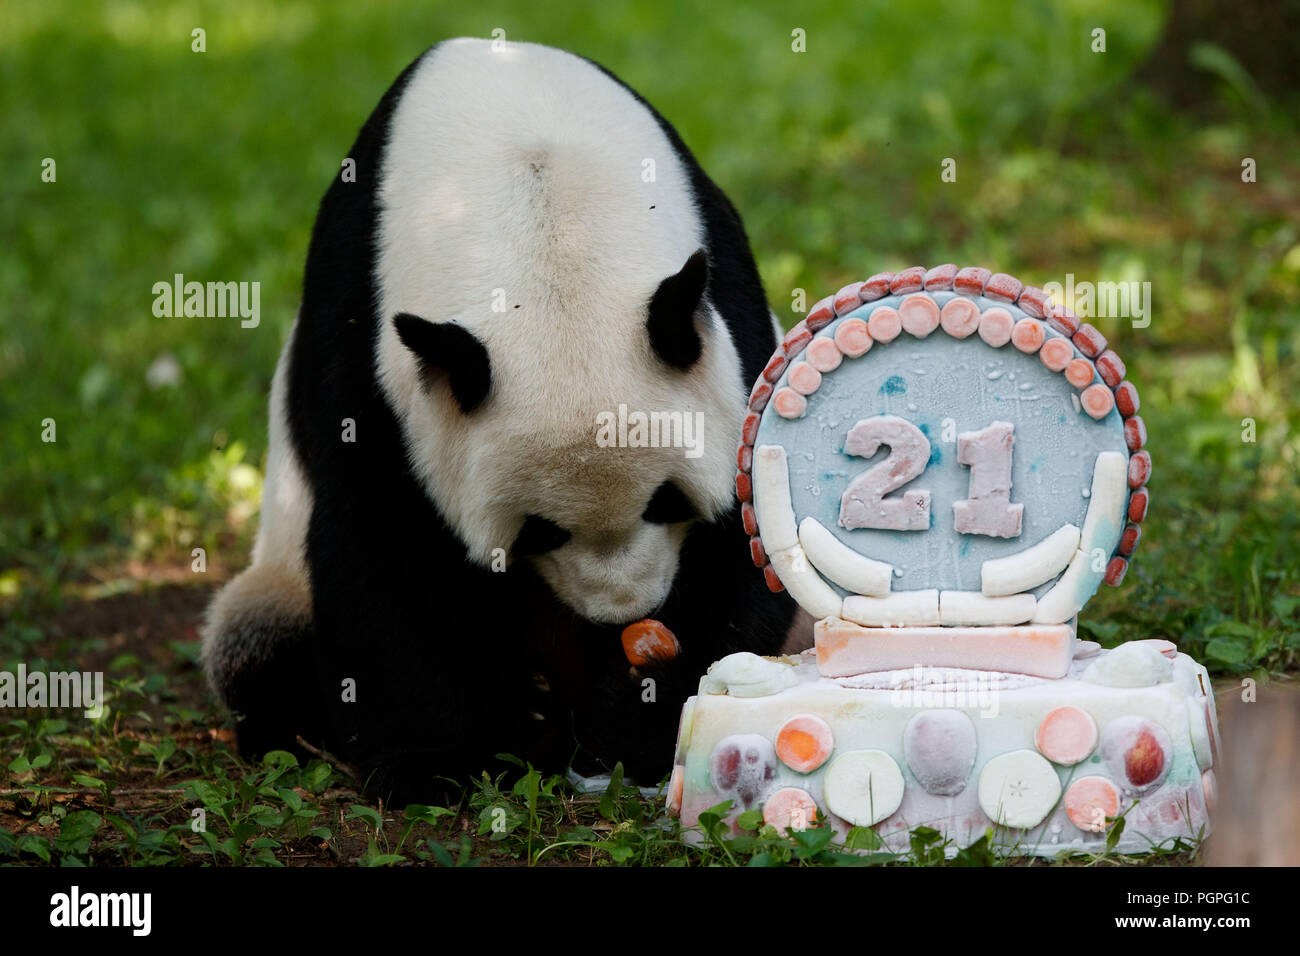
[
  {"x1": 611, "y1": 587, "x2": 641, "y2": 608},
  {"x1": 580, "y1": 581, "x2": 668, "y2": 626},
  {"x1": 569, "y1": 562, "x2": 677, "y2": 626}
]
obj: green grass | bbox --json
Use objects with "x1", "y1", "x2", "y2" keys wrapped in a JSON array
[
  {"x1": 1, "y1": 0, "x2": 1297, "y2": 865},
  {"x1": 0, "y1": 703, "x2": 1202, "y2": 867}
]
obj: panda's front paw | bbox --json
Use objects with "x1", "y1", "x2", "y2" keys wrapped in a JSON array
[{"x1": 570, "y1": 647, "x2": 692, "y2": 785}]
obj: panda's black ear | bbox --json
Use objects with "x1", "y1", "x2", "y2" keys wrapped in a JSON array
[
  {"x1": 647, "y1": 250, "x2": 708, "y2": 370},
  {"x1": 393, "y1": 314, "x2": 491, "y2": 413}
]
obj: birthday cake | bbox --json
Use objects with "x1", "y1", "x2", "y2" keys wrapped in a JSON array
[{"x1": 666, "y1": 265, "x2": 1219, "y2": 856}]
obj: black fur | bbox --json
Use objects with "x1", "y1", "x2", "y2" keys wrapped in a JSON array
[
  {"x1": 239, "y1": 42, "x2": 794, "y2": 804},
  {"x1": 204, "y1": 598, "x2": 323, "y2": 761},
  {"x1": 513, "y1": 515, "x2": 572, "y2": 556},
  {"x1": 393, "y1": 314, "x2": 492, "y2": 413},
  {"x1": 646, "y1": 250, "x2": 707, "y2": 369},
  {"x1": 642, "y1": 481, "x2": 698, "y2": 524}
]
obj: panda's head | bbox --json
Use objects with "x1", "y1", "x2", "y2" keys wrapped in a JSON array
[{"x1": 369, "y1": 40, "x2": 749, "y2": 625}]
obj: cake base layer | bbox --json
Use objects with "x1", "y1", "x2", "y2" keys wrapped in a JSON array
[
  {"x1": 815, "y1": 618, "x2": 1076, "y2": 679},
  {"x1": 669, "y1": 642, "x2": 1220, "y2": 857}
]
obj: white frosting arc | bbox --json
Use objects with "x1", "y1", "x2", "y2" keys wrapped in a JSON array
[
  {"x1": 1033, "y1": 549, "x2": 1101, "y2": 624},
  {"x1": 980, "y1": 523, "x2": 1080, "y2": 597},
  {"x1": 1079, "y1": 451, "x2": 1128, "y2": 559},
  {"x1": 753, "y1": 445, "x2": 799, "y2": 552},
  {"x1": 769, "y1": 544, "x2": 843, "y2": 621},
  {"x1": 798, "y1": 517, "x2": 893, "y2": 597}
]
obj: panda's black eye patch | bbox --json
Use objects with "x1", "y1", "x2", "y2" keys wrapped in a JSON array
[
  {"x1": 513, "y1": 515, "x2": 571, "y2": 556},
  {"x1": 642, "y1": 482, "x2": 698, "y2": 524}
]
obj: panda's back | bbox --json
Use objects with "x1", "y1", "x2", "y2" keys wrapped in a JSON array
[{"x1": 375, "y1": 38, "x2": 702, "y2": 345}]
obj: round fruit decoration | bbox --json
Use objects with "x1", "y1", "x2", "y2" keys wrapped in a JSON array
[{"x1": 736, "y1": 265, "x2": 1149, "y2": 626}]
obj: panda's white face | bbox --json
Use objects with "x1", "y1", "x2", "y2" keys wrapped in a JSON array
[
  {"x1": 370, "y1": 39, "x2": 747, "y2": 625},
  {"x1": 385, "y1": 303, "x2": 744, "y2": 623},
  {"x1": 473, "y1": 427, "x2": 704, "y2": 624},
  {"x1": 530, "y1": 520, "x2": 691, "y2": 624}
]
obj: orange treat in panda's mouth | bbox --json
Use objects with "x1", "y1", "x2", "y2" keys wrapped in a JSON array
[{"x1": 621, "y1": 619, "x2": 680, "y2": 666}]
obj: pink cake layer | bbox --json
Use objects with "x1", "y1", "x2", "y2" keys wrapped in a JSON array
[{"x1": 815, "y1": 618, "x2": 1075, "y2": 679}]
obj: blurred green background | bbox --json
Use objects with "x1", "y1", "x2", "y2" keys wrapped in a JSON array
[{"x1": 2, "y1": 0, "x2": 1298, "y2": 674}]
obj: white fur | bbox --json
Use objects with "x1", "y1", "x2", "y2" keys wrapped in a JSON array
[
  {"x1": 202, "y1": 317, "x2": 312, "y2": 676},
  {"x1": 372, "y1": 39, "x2": 747, "y2": 623},
  {"x1": 250, "y1": 315, "x2": 312, "y2": 588}
]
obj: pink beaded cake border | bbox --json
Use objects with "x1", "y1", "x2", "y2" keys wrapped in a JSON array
[{"x1": 735, "y1": 264, "x2": 1150, "y2": 595}]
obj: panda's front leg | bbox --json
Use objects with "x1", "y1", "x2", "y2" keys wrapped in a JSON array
[
  {"x1": 571, "y1": 511, "x2": 798, "y2": 785},
  {"x1": 312, "y1": 595, "x2": 540, "y2": 804},
  {"x1": 573, "y1": 647, "x2": 708, "y2": 787},
  {"x1": 305, "y1": 501, "x2": 539, "y2": 805}
]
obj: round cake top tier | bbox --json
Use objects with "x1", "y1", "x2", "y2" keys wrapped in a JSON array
[{"x1": 737, "y1": 265, "x2": 1149, "y2": 627}]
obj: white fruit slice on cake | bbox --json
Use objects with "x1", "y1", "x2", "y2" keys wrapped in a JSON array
[
  {"x1": 977, "y1": 749, "x2": 1062, "y2": 829},
  {"x1": 822, "y1": 749, "x2": 905, "y2": 826}
]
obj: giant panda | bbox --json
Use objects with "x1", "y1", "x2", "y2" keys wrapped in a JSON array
[{"x1": 202, "y1": 37, "x2": 797, "y2": 803}]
